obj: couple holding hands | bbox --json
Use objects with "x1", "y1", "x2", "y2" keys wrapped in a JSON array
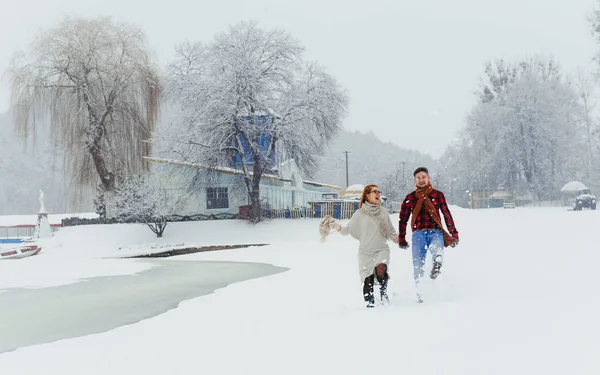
[{"x1": 320, "y1": 167, "x2": 459, "y2": 307}]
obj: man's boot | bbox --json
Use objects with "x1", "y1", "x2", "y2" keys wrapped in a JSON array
[
  {"x1": 430, "y1": 254, "x2": 443, "y2": 279},
  {"x1": 363, "y1": 275, "x2": 375, "y2": 308}
]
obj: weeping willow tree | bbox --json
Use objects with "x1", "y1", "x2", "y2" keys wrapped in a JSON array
[{"x1": 9, "y1": 16, "x2": 161, "y2": 209}]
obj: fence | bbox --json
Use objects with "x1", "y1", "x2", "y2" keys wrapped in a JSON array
[
  {"x1": 503, "y1": 201, "x2": 516, "y2": 209},
  {"x1": 55, "y1": 200, "x2": 361, "y2": 227},
  {"x1": 61, "y1": 213, "x2": 238, "y2": 227},
  {"x1": 470, "y1": 190, "x2": 516, "y2": 209},
  {"x1": 261, "y1": 200, "x2": 360, "y2": 220},
  {"x1": 0, "y1": 224, "x2": 62, "y2": 240},
  {"x1": 262, "y1": 206, "x2": 312, "y2": 219}
]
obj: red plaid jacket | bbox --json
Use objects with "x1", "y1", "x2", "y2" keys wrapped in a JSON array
[{"x1": 398, "y1": 189, "x2": 458, "y2": 242}]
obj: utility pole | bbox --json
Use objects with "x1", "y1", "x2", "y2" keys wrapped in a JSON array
[{"x1": 343, "y1": 151, "x2": 350, "y2": 187}]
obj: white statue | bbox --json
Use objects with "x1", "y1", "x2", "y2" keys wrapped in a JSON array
[
  {"x1": 38, "y1": 190, "x2": 47, "y2": 214},
  {"x1": 35, "y1": 189, "x2": 52, "y2": 238}
]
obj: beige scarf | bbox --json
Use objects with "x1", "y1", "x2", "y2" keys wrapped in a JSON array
[{"x1": 360, "y1": 202, "x2": 398, "y2": 243}]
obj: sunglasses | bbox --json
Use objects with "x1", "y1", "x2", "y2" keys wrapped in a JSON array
[{"x1": 369, "y1": 190, "x2": 382, "y2": 195}]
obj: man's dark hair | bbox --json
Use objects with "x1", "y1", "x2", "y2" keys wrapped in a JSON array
[{"x1": 413, "y1": 167, "x2": 429, "y2": 177}]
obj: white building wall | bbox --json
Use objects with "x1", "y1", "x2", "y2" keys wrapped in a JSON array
[
  {"x1": 151, "y1": 163, "x2": 247, "y2": 216},
  {"x1": 149, "y1": 158, "x2": 338, "y2": 216},
  {"x1": 260, "y1": 185, "x2": 323, "y2": 209}
]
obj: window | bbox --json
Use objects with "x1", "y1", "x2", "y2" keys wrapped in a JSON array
[{"x1": 206, "y1": 187, "x2": 229, "y2": 209}]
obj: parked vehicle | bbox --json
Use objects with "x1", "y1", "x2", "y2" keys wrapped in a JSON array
[{"x1": 574, "y1": 188, "x2": 596, "y2": 211}]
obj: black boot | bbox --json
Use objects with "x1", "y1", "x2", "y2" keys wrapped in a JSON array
[
  {"x1": 377, "y1": 272, "x2": 389, "y2": 304},
  {"x1": 375, "y1": 264, "x2": 389, "y2": 304},
  {"x1": 363, "y1": 275, "x2": 375, "y2": 308},
  {"x1": 430, "y1": 255, "x2": 443, "y2": 279}
]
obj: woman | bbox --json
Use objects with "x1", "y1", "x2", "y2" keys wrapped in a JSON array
[{"x1": 333, "y1": 184, "x2": 399, "y2": 307}]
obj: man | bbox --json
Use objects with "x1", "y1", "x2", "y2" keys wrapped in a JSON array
[{"x1": 398, "y1": 167, "x2": 459, "y2": 300}]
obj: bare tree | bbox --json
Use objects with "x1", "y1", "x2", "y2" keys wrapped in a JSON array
[
  {"x1": 8, "y1": 16, "x2": 161, "y2": 210},
  {"x1": 160, "y1": 21, "x2": 348, "y2": 222}
]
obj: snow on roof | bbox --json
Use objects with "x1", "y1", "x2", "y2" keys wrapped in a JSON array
[
  {"x1": 489, "y1": 191, "x2": 513, "y2": 199},
  {"x1": 341, "y1": 184, "x2": 365, "y2": 196},
  {"x1": 145, "y1": 157, "x2": 338, "y2": 190},
  {"x1": 144, "y1": 157, "x2": 284, "y2": 181},
  {"x1": 560, "y1": 181, "x2": 588, "y2": 192},
  {"x1": 302, "y1": 180, "x2": 342, "y2": 190}
]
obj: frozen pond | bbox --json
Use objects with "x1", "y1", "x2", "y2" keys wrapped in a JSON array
[{"x1": 0, "y1": 259, "x2": 287, "y2": 353}]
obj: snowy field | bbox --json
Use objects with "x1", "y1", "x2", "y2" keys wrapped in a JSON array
[{"x1": 0, "y1": 206, "x2": 599, "y2": 374}]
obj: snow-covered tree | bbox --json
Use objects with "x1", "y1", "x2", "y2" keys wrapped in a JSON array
[
  {"x1": 505, "y1": 74, "x2": 577, "y2": 200},
  {"x1": 569, "y1": 70, "x2": 600, "y2": 186},
  {"x1": 93, "y1": 185, "x2": 106, "y2": 218},
  {"x1": 478, "y1": 59, "x2": 517, "y2": 103},
  {"x1": 377, "y1": 163, "x2": 410, "y2": 203},
  {"x1": 445, "y1": 57, "x2": 584, "y2": 204},
  {"x1": 477, "y1": 57, "x2": 561, "y2": 104},
  {"x1": 436, "y1": 144, "x2": 470, "y2": 207},
  {"x1": 587, "y1": 2, "x2": 600, "y2": 191},
  {"x1": 377, "y1": 173, "x2": 401, "y2": 203},
  {"x1": 8, "y1": 16, "x2": 161, "y2": 210},
  {"x1": 158, "y1": 21, "x2": 348, "y2": 222},
  {"x1": 114, "y1": 175, "x2": 180, "y2": 237}
]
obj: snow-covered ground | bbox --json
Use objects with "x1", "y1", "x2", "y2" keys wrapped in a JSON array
[{"x1": 0, "y1": 206, "x2": 599, "y2": 374}]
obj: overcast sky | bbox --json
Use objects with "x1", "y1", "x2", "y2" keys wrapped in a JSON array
[{"x1": 1, "y1": 0, "x2": 598, "y2": 158}]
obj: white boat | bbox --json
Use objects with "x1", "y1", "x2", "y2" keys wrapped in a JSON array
[{"x1": 0, "y1": 244, "x2": 42, "y2": 259}]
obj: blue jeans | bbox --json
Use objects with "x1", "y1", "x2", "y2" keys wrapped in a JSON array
[{"x1": 412, "y1": 230, "x2": 444, "y2": 281}]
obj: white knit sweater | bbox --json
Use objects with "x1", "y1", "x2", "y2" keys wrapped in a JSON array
[{"x1": 340, "y1": 208, "x2": 395, "y2": 280}]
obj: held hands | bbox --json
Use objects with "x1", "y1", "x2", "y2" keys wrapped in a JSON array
[
  {"x1": 398, "y1": 240, "x2": 409, "y2": 249},
  {"x1": 450, "y1": 234, "x2": 459, "y2": 248},
  {"x1": 327, "y1": 217, "x2": 341, "y2": 231}
]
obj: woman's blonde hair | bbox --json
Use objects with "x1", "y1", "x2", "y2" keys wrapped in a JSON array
[{"x1": 359, "y1": 184, "x2": 378, "y2": 208}]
